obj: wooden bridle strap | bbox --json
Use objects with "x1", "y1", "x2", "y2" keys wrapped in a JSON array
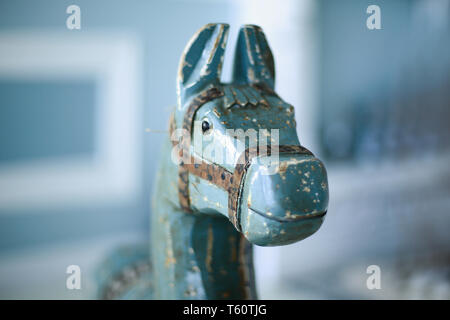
[
  {"x1": 172, "y1": 87, "x2": 225, "y2": 212},
  {"x1": 170, "y1": 87, "x2": 314, "y2": 232}
]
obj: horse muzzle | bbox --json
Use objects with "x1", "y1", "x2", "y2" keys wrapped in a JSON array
[{"x1": 239, "y1": 153, "x2": 329, "y2": 246}]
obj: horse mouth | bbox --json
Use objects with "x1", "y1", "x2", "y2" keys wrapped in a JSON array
[{"x1": 247, "y1": 206, "x2": 327, "y2": 223}]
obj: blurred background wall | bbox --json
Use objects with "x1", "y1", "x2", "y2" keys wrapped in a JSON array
[{"x1": 0, "y1": 0, "x2": 449, "y2": 299}]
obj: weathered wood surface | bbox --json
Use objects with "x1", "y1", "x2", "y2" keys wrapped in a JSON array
[{"x1": 97, "y1": 23, "x2": 329, "y2": 300}]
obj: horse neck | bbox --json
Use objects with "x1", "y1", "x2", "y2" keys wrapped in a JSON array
[
  {"x1": 189, "y1": 215, "x2": 257, "y2": 299},
  {"x1": 151, "y1": 136, "x2": 257, "y2": 299}
]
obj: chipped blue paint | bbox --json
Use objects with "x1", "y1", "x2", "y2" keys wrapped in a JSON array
[{"x1": 97, "y1": 23, "x2": 329, "y2": 300}]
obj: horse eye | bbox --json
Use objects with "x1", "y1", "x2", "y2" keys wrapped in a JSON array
[{"x1": 202, "y1": 120, "x2": 211, "y2": 134}]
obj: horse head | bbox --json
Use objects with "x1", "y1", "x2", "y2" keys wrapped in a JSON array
[{"x1": 172, "y1": 23, "x2": 329, "y2": 247}]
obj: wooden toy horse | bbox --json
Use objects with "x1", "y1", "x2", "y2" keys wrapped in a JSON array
[{"x1": 97, "y1": 23, "x2": 329, "y2": 300}]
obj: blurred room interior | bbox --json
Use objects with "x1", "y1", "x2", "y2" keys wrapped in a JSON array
[{"x1": 0, "y1": 0, "x2": 449, "y2": 299}]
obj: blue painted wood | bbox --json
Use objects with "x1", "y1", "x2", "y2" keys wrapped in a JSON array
[{"x1": 97, "y1": 23, "x2": 329, "y2": 300}]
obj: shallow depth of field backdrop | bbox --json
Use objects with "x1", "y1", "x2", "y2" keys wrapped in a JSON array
[{"x1": 0, "y1": 0, "x2": 449, "y2": 299}]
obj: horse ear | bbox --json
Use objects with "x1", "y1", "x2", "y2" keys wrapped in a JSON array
[
  {"x1": 177, "y1": 23, "x2": 229, "y2": 106},
  {"x1": 232, "y1": 25, "x2": 275, "y2": 90}
]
